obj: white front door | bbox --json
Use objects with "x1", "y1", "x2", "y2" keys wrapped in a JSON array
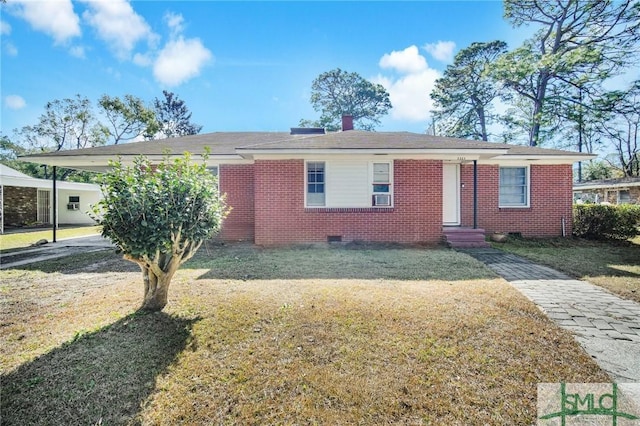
[{"x1": 442, "y1": 163, "x2": 460, "y2": 225}]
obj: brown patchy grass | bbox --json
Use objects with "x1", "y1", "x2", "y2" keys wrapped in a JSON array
[
  {"x1": 494, "y1": 237, "x2": 640, "y2": 303},
  {"x1": 1, "y1": 244, "x2": 607, "y2": 425}
]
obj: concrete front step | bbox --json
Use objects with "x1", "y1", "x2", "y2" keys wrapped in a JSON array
[
  {"x1": 448, "y1": 240, "x2": 490, "y2": 248},
  {"x1": 442, "y1": 227, "x2": 489, "y2": 248},
  {"x1": 445, "y1": 233, "x2": 486, "y2": 242}
]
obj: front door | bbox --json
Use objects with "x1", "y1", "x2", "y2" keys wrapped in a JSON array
[{"x1": 442, "y1": 163, "x2": 460, "y2": 225}]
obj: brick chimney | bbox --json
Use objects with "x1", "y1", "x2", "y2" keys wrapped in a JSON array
[{"x1": 341, "y1": 114, "x2": 354, "y2": 131}]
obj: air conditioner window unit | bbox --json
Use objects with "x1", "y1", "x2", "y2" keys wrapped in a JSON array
[
  {"x1": 373, "y1": 194, "x2": 391, "y2": 206},
  {"x1": 67, "y1": 202, "x2": 80, "y2": 211}
]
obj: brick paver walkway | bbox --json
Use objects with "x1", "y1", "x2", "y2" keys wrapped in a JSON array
[{"x1": 464, "y1": 248, "x2": 640, "y2": 389}]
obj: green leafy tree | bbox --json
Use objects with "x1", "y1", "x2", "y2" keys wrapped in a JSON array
[
  {"x1": 582, "y1": 160, "x2": 618, "y2": 181},
  {"x1": 11, "y1": 95, "x2": 108, "y2": 181},
  {"x1": 301, "y1": 68, "x2": 392, "y2": 131},
  {"x1": 93, "y1": 154, "x2": 228, "y2": 311},
  {"x1": 16, "y1": 94, "x2": 109, "y2": 152},
  {"x1": 98, "y1": 94, "x2": 159, "y2": 144},
  {"x1": 153, "y1": 91, "x2": 202, "y2": 138},
  {"x1": 431, "y1": 41, "x2": 507, "y2": 141},
  {"x1": 493, "y1": 0, "x2": 640, "y2": 146}
]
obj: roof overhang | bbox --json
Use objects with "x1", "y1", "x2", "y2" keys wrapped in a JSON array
[
  {"x1": 0, "y1": 176, "x2": 100, "y2": 191},
  {"x1": 500, "y1": 154, "x2": 597, "y2": 163},
  {"x1": 18, "y1": 154, "x2": 251, "y2": 172},
  {"x1": 238, "y1": 148, "x2": 510, "y2": 161},
  {"x1": 573, "y1": 181, "x2": 640, "y2": 191}
]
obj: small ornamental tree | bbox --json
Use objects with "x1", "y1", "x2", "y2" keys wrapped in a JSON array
[{"x1": 93, "y1": 153, "x2": 228, "y2": 311}]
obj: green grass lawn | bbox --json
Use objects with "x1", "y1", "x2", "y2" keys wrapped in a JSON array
[
  {"x1": 0, "y1": 226, "x2": 101, "y2": 251},
  {"x1": 0, "y1": 244, "x2": 607, "y2": 425},
  {"x1": 494, "y1": 237, "x2": 640, "y2": 303}
]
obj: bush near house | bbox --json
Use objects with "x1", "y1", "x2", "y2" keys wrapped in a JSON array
[{"x1": 573, "y1": 204, "x2": 640, "y2": 240}]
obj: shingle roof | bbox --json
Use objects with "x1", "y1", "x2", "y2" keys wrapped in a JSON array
[
  {"x1": 237, "y1": 130, "x2": 509, "y2": 151},
  {"x1": 20, "y1": 130, "x2": 594, "y2": 166},
  {"x1": 27, "y1": 132, "x2": 302, "y2": 157}
]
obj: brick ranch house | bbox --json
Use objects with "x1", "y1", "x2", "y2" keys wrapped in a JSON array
[
  {"x1": 573, "y1": 177, "x2": 640, "y2": 205},
  {"x1": 21, "y1": 119, "x2": 593, "y2": 247}
]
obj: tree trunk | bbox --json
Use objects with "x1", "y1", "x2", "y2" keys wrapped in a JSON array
[
  {"x1": 140, "y1": 266, "x2": 174, "y2": 312},
  {"x1": 529, "y1": 71, "x2": 551, "y2": 147}
]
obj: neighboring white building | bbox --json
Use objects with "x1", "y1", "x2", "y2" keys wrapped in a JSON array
[{"x1": 0, "y1": 164, "x2": 102, "y2": 234}]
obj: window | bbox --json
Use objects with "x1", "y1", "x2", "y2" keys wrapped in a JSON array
[
  {"x1": 372, "y1": 162, "x2": 392, "y2": 206},
  {"x1": 206, "y1": 166, "x2": 221, "y2": 193},
  {"x1": 619, "y1": 190, "x2": 631, "y2": 204},
  {"x1": 67, "y1": 195, "x2": 80, "y2": 211},
  {"x1": 372, "y1": 163, "x2": 390, "y2": 193},
  {"x1": 306, "y1": 162, "x2": 325, "y2": 206},
  {"x1": 499, "y1": 167, "x2": 529, "y2": 207}
]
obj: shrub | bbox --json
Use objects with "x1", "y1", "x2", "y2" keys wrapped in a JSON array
[
  {"x1": 93, "y1": 154, "x2": 229, "y2": 311},
  {"x1": 573, "y1": 204, "x2": 640, "y2": 240}
]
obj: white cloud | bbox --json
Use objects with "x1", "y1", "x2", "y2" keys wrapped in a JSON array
[
  {"x1": 424, "y1": 41, "x2": 456, "y2": 63},
  {"x1": 4, "y1": 42, "x2": 18, "y2": 56},
  {"x1": 69, "y1": 45, "x2": 85, "y2": 58},
  {"x1": 11, "y1": 0, "x2": 80, "y2": 44},
  {"x1": 153, "y1": 37, "x2": 212, "y2": 86},
  {"x1": 5, "y1": 95, "x2": 26, "y2": 110},
  {"x1": 106, "y1": 67, "x2": 122, "y2": 80},
  {"x1": 81, "y1": 0, "x2": 157, "y2": 59},
  {"x1": 165, "y1": 12, "x2": 184, "y2": 38},
  {"x1": 151, "y1": 12, "x2": 213, "y2": 86},
  {"x1": 1, "y1": 20, "x2": 11, "y2": 35},
  {"x1": 379, "y1": 45, "x2": 427, "y2": 74},
  {"x1": 133, "y1": 52, "x2": 153, "y2": 67},
  {"x1": 374, "y1": 46, "x2": 441, "y2": 122}
]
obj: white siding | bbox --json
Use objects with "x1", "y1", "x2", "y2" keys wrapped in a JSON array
[
  {"x1": 325, "y1": 160, "x2": 370, "y2": 207},
  {"x1": 57, "y1": 188, "x2": 101, "y2": 225}
]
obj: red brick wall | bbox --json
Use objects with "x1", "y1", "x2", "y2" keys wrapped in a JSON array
[
  {"x1": 3, "y1": 186, "x2": 38, "y2": 226},
  {"x1": 253, "y1": 159, "x2": 443, "y2": 245},
  {"x1": 460, "y1": 164, "x2": 573, "y2": 237},
  {"x1": 219, "y1": 164, "x2": 255, "y2": 241}
]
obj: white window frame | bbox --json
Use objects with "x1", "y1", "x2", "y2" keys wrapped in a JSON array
[
  {"x1": 370, "y1": 161, "x2": 393, "y2": 207},
  {"x1": 499, "y1": 166, "x2": 530, "y2": 208},
  {"x1": 619, "y1": 189, "x2": 631, "y2": 204},
  {"x1": 605, "y1": 188, "x2": 631, "y2": 205},
  {"x1": 305, "y1": 161, "x2": 326, "y2": 207},
  {"x1": 207, "y1": 165, "x2": 220, "y2": 193}
]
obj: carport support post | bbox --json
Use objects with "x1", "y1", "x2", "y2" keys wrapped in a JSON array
[
  {"x1": 473, "y1": 160, "x2": 478, "y2": 229},
  {"x1": 52, "y1": 166, "x2": 57, "y2": 242}
]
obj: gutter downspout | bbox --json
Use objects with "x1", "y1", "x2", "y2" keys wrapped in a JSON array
[
  {"x1": 52, "y1": 166, "x2": 57, "y2": 243},
  {"x1": 473, "y1": 160, "x2": 478, "y2": 229}
]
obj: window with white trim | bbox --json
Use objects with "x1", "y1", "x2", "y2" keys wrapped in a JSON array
[
  {"x1": 207, "y1": 166, "x2": 219, "y2": 177},
  {"x1": 206, "y1": 166, "x2": 220, "y2": 193},
  {"x1": 372, "y1": 162, "x2": 392, "y2": 206},
  {"x1": 306, "y1": 162, "x2": 325, "y2": 206},
  {"x1": 499, "y1": 166, "x2": 529, "y2": 207}
]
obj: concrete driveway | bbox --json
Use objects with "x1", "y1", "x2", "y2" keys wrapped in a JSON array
[{"x1": 0, "y1": 235, "x2": 114, "y2": 269}]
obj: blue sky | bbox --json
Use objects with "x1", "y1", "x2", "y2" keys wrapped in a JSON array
[{"x1": 2, "y1": 1, "x2": 528, "y2": 138}]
